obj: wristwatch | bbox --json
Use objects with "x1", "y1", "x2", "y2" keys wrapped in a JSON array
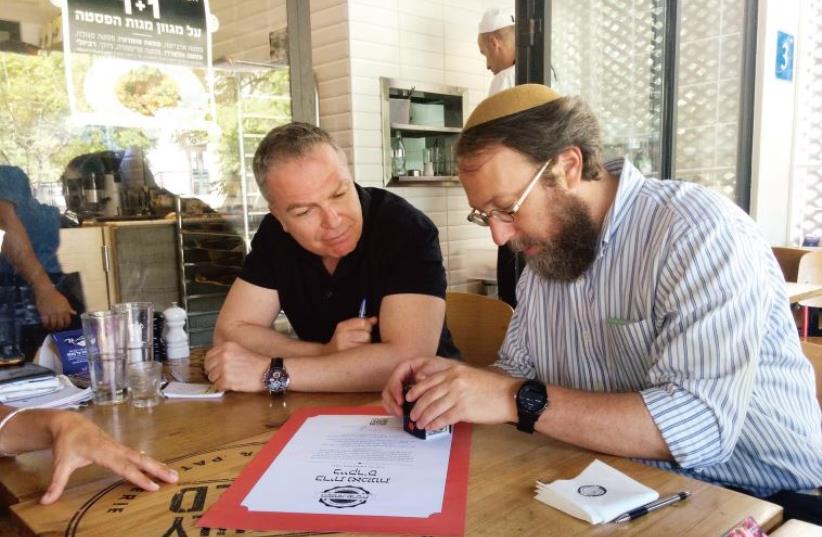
[
  {"x1": 515, "y1": 380, "x2": 548, "y2": 433},
  {"x1": 263, "y1": 357, "x2": 290, "y2": 394}
]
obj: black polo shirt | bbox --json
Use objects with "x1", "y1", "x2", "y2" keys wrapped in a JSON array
[{"x1": 239, "y1": 185, "x2": 460, "y2": 358}]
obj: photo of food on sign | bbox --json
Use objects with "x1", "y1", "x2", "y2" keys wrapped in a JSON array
[
  {"x1": 80, "y1": 57, "x2": 209, "y2": 128},
  {"x1": 115, "y1": 65, "x2": 182, "y2": 116}
]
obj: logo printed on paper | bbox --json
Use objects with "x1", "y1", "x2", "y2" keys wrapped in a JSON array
[
  {"x1": 577, "y1": 485, "x2": 607, "y2": 497},
  {"x1": 319, "y1": 486, "x2": 371, "y2": 508}
]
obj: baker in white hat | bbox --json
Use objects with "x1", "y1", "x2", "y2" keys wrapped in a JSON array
[{"x1": 478, "y1": 7, "x2": 516, "y2": 96}]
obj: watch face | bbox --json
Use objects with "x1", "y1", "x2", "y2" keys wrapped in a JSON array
[
  {"x1": 518, "y1": 382, "x2": 547, "y2": 413},
  {"x1": 266, "y1": 361, "x2": 289, "y2": 393}
]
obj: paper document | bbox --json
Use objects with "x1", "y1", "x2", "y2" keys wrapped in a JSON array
[
  {"x1": 242, "y1": 414, "x2": 453, "y2": 518},
  {"x1": 534, "y1": 459, "x2": 658, "y2": 524}
]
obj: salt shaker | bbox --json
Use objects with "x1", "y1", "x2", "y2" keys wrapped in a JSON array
[{"x1": 163, "y1": 303, "x2": 190, "y2": 361}]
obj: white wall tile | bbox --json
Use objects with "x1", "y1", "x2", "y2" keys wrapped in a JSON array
[
  {"x1": 349, "y1": 21, "x2": 400, "y2": 46},
  {"x1": 351, "y1": 58, "x2": 401, "y2": 79},
  {"x1": 350, "y1": 40, "x2": 401, "y2": 63},
  {"x1": 399, "y1": 13, "x2": 444, "y2": 37},
  {"x1": 350, "y1": 75, "x2": 381, "y2": 96},
  {"x1": 399, "y1": 31, "x2": 444, "y2": 53},
  {"x1": 351, "y1": 110, "x2": 382, "y2": 130},
  {"x1": 355, "y1": 129, "x2": 383, "y2": 148},
  {"x1": 348, "y1": 2, "x2": 399, "y2": 26}
]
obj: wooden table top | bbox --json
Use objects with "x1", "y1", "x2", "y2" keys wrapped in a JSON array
[
  {"x1": 786, "y1": 282, "x2": 822, "y2": 303},
  {"x1": 2, "y1": 359, "x2": 783, "y2": 536}
]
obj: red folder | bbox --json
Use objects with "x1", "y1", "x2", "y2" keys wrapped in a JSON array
[{"x1": 198, "y1": 406, "x2": 472, "y2": 536}]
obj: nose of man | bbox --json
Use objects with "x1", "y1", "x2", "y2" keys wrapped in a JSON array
[
  {"x1": 320, "y1": 205, "x2": 342, "y2": 229},
  {"x1": 489, "y1": 218, "x2": 516, "y2": 246}
]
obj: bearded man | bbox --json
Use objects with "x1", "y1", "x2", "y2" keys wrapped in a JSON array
[{"x1": 381, "y1": 84, "x2": 822, "y2": 523}]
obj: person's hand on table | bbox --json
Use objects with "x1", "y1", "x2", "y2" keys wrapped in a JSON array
[
  {"x1": 323, "y1": 316, "x2": 378, "y2": 354},
  {"x1": 34, "y1": 284, "x2": 76, "y2": 331},
  {"x1": 204, "y1": 341, "x2": 269, "y2": 392},
  {"x1": 382, "y1": 357, "x2": 521, "y2": 431},
  {"x1": 42, "y1": 411, "x2": 178, "y2": 505}
]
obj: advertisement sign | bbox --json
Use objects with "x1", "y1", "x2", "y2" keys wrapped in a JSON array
[{"x1": 64, "y1": 0, "x2": 209, "y2": 67}]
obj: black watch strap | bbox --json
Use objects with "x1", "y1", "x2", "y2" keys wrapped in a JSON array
[{"x1": 516, "y1": 380, "x2": 548, "y2": 433}]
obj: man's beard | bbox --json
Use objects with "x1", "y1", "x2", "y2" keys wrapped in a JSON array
[{"x1": 508, "y1": 190, "x2": 599, "y2": 282}]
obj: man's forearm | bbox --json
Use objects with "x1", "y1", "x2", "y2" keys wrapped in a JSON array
[
  {"x1": 533, "y1": 386, "x2": 672, "y2": 460},
  {"x1": 214, "y1": 321, "x2": 325, "y2": 358},
  {"x1": 287, "y1": 342, "x2": 420, "y2": 392}
]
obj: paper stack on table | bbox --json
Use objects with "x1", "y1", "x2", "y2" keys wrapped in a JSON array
[
  {"x1": 5, "y1": 375, "x2": 92, "y2": 409},
  {"x1": 534, "y1": 459, "x2": 659, "y2": 524},
  {"x1": 0, "y1": 362, "x2": 61, "y2": 403}
]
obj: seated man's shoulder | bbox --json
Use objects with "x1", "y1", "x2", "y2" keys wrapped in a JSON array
[{"x1": 640, "y1": 178, "x2": 757, "y2": 237}]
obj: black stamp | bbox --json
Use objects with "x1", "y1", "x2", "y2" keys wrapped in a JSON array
[
  {"x1": 402, "y1": 384, "x2": 452, "y2": 440},
  {"x1": 318, "y1": 486, "x2": 371, "y2": 508}
]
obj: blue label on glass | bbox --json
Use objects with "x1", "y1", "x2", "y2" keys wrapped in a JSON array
[{"x1": 776, "y1": 31, "x2": 794, "y2": 81}]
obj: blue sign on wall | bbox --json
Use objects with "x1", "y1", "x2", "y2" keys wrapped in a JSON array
[{"x1": 776, "y1": 31, "x2": 795, "y2": 81}]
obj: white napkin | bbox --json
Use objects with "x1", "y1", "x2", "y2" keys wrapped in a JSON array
[
  {"x1": 534, "y1": 459, "x2": 658, "y2": 524},
  {"x1": 162, "y1": 381, "x2": 223, "y2": 399}
]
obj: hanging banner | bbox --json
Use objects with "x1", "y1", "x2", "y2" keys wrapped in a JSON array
[{"x1": 64, "y1": 0, "x2": 209, "y2": 68}]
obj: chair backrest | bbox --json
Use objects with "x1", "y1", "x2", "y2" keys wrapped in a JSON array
[
  {"x1": 446, "y1": 292, "x2": 514, "y2": 367},
  {"x1": 797, "y1": 251, "x2": 822, "y2": 308},
  {"x1": 799, "y1": 341, "x2": 822, "y2": 409},
  {"x1": 771, "y1": 246, "x2": 808, "y2": 282}
]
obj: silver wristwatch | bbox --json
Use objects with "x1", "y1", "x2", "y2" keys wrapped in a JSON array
[{"x1": 264, "y1": 357, "x2": 290, "y2": 394}]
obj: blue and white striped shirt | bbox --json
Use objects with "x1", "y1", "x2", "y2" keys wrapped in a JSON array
[{"x1": 495, "y1": 158, "x2": 822, "y2": 496}]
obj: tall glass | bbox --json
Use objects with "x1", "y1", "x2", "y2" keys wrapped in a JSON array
[
  {"x1": 114, "y1": 302, "x2": 154, "y2": 363},
  {"x1": 81, "y1": 310, "x2": 128, "y2": 405}
]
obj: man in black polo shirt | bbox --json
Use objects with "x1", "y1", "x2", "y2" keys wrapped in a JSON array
[{"x1": 204, "y1": 122, "x2": 459, "y2": 393}]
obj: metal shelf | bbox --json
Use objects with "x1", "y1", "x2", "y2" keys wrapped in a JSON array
[{"x1": 390, "y1": 123, "x2": 462, "y2": 135}]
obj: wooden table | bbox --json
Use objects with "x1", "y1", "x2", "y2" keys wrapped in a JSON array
[
  {"x1": 1, "y1": 364, "x2": 783, "y2": 536},
  {"x1": 786, "y1": 282, "x2": 822, "y2": 303}
]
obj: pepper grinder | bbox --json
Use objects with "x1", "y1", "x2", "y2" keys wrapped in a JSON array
[{"x1": 163, "y1": 303, "x2": 190, "y2": 361}]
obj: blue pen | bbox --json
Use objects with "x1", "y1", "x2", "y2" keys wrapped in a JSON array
[{"x1": 358, "y1": 298, "x2": 367, "y2": 318}]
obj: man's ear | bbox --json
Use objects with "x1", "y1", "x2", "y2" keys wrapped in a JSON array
[
  {"x1": 558, "y1": 146, "x2": 584, "y2": 188},
  {"x1": 489, "y1": 33, "x2": 503, "y2": 52}
]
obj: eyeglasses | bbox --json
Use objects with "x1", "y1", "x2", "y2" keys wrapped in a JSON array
[{"x1": 466, "y1": 159, "x2": 552, "y2": 227}]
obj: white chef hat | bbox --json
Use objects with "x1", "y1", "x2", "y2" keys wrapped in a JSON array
[{"x1": 478, "y1": 7, "x2": 515, "y2": 34}]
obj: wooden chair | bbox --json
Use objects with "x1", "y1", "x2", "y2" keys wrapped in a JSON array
[
  {"x1": 797, "y1": 252, "x2": 822, "y2": 338},
  {"x1": 799, "y1": 340, "x2": 822, "y2": 409},
  {"x1": 772, "y1": 246, "x2": 809, "y2": 282},
  {"x1": 446, "y1": 291, "x2": 514, "y2": 367},
  {"x1": 770, "y1": 517, "x2": 822, "y2": 536}
]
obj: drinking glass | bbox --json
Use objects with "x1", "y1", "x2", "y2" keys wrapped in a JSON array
[{"x1": 81, "y1": 310, "x2": 128, "y2": 405}]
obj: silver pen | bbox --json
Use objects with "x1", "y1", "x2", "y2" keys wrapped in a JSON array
[
  {"x1": 613, "y1": 491, "x2": 690, "y2": 523},
  {"x1": 358, "y1": 298, "x2": 367, "y2": 318}
]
